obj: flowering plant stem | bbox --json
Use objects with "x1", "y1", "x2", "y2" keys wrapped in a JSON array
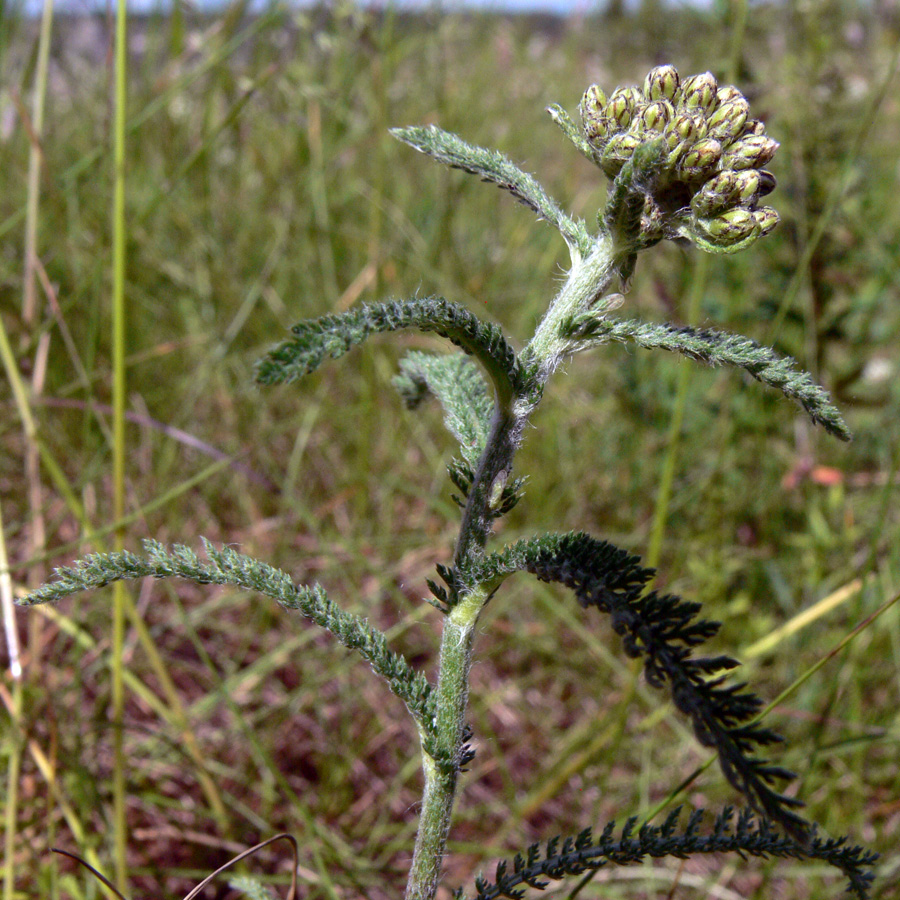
[{"x1": 406, "y1": 233, "x2": 621, "y2": 900}]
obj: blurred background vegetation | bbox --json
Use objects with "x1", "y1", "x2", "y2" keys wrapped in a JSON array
[{"x1": 1, "y1": 1, "x2": 898, "y2": 897}]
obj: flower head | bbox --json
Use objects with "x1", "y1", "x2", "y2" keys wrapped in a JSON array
[{"x1": 580, "y1": 65, "x2": 778, "y2": 253}]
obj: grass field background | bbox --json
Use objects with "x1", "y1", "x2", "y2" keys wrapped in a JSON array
[{"x1": 1, "y1": 1, "x2": 899, "y2": 897}]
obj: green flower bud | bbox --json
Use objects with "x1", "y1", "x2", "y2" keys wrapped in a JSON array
[
  {"x1": 715, "y1": 85, "x2": 743, "y2": 105},
  {"x1": 691, "y1": 170, "x2": 739, "y2": 216},
  {"x1": 601, "y1": 132, "x2": 640, "y2": 177},
  {"x1": 638, "y1": 99, "x2": 675, "y2": 132},
  {"x1": 741, "y1": 118, "x2": 766, "y2": 137},
  {"x1": 643, "y1": 65, "x2": 681, "y2": 102},
  {"x1": 753, "y1": 205, "x2": 779, "y2": 235},
  {"x1": 606, "y1": 86, "x2": 642, "y2": 128},
  {"x1": 721, "y1": 134, "x2": 779, "y2": 170},
  {"x1": 678, "y1": 137, "x2": 723, "y2": 178},
  {"x1": 584, "y1": 116, "x2": 612, "y2": 146},
  {"x1": 707, "y1": 97, "x2": 750, "y2": 141},
  {"x1": 680, "y1": 72, "x2": 719, "y2": 114},
  {"x1": 697, "y1": 206, "x2": 759, "y2": 247},
  {"x1": 580, "y1": 84, "x2": 608, "y2": 118}
]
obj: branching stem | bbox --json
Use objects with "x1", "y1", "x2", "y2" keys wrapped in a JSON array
[{"x1": 404, "y1": 232, "x2": 626, "y2": 900}]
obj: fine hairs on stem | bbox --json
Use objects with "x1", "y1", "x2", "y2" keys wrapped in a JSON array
[{"x1": 22, "y1": 65, "x2": 875, "y2": 900}]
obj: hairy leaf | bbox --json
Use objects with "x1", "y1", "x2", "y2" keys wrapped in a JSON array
[
  {"x1": 256, "y1": 297, "x2": 529, "y2": 408},
  {"x1": 567, "y1": 316, "x2": 851, "y2": 440},
  {"x1": 463, "y1": 808, "x2": 876, "y2": 900},
  {"x1": 394, "y1": 351, "x2": 494, "y2": 467},
  {"x1": 20, "y1": 540, "x2": 437, "y2": 740},
  {"x1": 477, "y1": 532, "x2": 809, "y2": 840},
  {"x1": 391, "y1": 124, "x2": 593, "y2": 260}
]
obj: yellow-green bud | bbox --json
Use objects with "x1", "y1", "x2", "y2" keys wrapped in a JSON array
[
  {"x1": 680, "y1": 72, "x2": 719, "y2": 114},
  {"x1": 707, "y1": 97, "x2": 750, "y2": 141},
  {"x1": 606, "y1": 87, "x2": 642, "y2": 128},
  {"x1": 638, "y1": 99, "x2": 675, "y2": 132},
  {"x1": 678, "y1": 137, "x2": 723, "y2": 178},
  {"x1": 715, "y1": 85, "x2": 743, "y2": 105},
  {"x1": 643, "y1": 65, "x2": 681, "y2": 102},
  {"x1": 691, "y1": 170, "x2": 739, "y2": 216},
  {"x1": 584, "y1": 116, "x2": 611, "y2": 146},
  {"x1": 753, "y1": 206, "x2": 779, "y2": 235},
  {"x1": 721, "y1": 134, "x2": 779, "y2": 170},
  {"x1": 601, "y1": 132, "x2": 640, "y2": 177},
  {"x1": 697, "y1": 207, "x2": 759, "y2": 246},
  {"x1": 741, "y1": 118, "x2": 766, "y2": 137},
  {"x1": 581, "y1": 84, "x2": 608, "y2": 117}
]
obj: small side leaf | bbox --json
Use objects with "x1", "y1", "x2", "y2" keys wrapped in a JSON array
[
  {"x1": 394, "y1": 351, "x2": 494, "y2": 467},
  {"x1": 256, "y1": 297, "x2": 528, "y2": 409},
  {"x1": 391, "y1": 124, "x2": 592, "y2": 261},
  {"x1": 20, "y1": 540, "x2": 437, "y2": 739},
  {"x1": 567, "y1": 316, "x2": 851, "y2": 441}
]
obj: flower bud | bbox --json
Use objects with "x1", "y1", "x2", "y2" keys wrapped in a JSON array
[
  {"x1": 697, "y1": 207, "x2": 759, "y2": 247},
  {"x1": 715, "y1": 85, "x2": 743, "y2": 105},
  {"x1": 680, "y1": 72, "x2": 719, "y2": 113},
  {"x1": 643, "y1": 65, "x2": 680, "y2": 102},
  {"x1": 707, "y1": 97, "x2": 750, "y2": 141},
  {"x1": 678, "y1": 137, "x2": 723, "y2": 178},
  {"x1": 601, "y1": 132, "x2": 640, "y2": 177},
  {"x1": 638, "y1": 99, "x2": 674, "y2": 132},
  {"x1": 741, "y1": 118, "x2": 766, "y2": 137},
  {"x1": 691, "y1": 170, "x2": 739, "y2": 216},
  {"x1": 721, "y1": 134, "x2": 779, "y2": 170},
  {"x1": 606, "y1": 86, "x2": 642, "y2": 128},
  {"x1": 753, "y1": 206, "x2": 779, "y2": 235},
  {"x1": 580, "y1": 84, "x2": 608, "y2": 118},
  {"x1": 583, "y1": 116, "x2": 612, "y2": 146}
]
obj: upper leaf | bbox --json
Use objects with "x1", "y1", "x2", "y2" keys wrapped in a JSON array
[
  {"x1": 256, "y1": 297, "x2": 530, "y2": 409},
  {"x1": 565, "y1": 315, "x2": 851, "y2": 440},
  {"x1": 391, "y1": 125, "x2": 593, "y2": 261}
]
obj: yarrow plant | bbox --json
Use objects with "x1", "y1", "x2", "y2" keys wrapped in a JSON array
[{"x1": 22, "y1": 66, "x2": 876, "y2": 899}]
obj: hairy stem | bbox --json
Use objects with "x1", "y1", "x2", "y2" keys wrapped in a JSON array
[
  {"x1": 525, "y1": 234, "x2": 618, "y2": 380},
  {"x1": 405, "y1": 231, "x2": 626, "y2": 900},
  {"x1": 405, "y1": 585, "x2": 492, "y2": 900}
]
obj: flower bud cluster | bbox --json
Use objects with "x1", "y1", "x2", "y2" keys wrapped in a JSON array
[{"x1": 581, "y1": 65, "x2": 779, "y2": 252}]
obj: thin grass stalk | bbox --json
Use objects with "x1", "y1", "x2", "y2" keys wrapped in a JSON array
[
  {"x1": 111, "y1": 0, "x2": 129, "y2": 887},
  {"x1": 0, "y1": 497, "x2": 22, "y2": 900},
  {"x1": 22, "y1": 0, "x2": 52, "y2": 325}
]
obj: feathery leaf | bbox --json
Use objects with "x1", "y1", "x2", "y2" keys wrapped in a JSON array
[
  {"x1": 20, "y1": 540, "x2": 437, "y2": 740},
  {"x1": 394, "y1": 351, "x2": 494, "y2": 467},
  {"x1": 463, "y1": 808, "x2": 876, "y2": 900},
  {"x1": 566, "y1": 316, "x2": 851, "y2": 440},
  {"x1": 477, "y1": 532, "x2": 808, "y2": 839},
  {"x1": 256, "y1": 297, "x2": 530, "y2": 409},
  {"x1": 391, "y1": 125, "x2": 592, "y2": 260}
]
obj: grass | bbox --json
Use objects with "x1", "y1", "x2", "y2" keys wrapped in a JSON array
[{"x1": 1, "y1": 1, "x2": 899, "y2": 897}]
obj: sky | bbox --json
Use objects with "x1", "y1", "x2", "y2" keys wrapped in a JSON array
[{"x1": 20, "y1": 0, "x2": 699, "y2": 17}]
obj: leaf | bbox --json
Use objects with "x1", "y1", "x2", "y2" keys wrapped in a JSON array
[
  {"x1": 256, "y1": 297, "x2": 530, "y2": 409},
  {"x1": 566, "y1": 316, "x2": 851, "y2": 440},
  {"x1": 461, "y1": 808, "x2": 876, "y2": 900},
  {"x1": 394, "y1": 351, "x2": 494, "y2": 467},
  {"x1": 476, "y1": 532, "x2": 809, "y2": 840},
  {"x1": 391, "y1": 124, "x2": 592, "y2": 261},
  {"x1": 20, "y1": 540, "x2": 438, "y2": 743}
]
